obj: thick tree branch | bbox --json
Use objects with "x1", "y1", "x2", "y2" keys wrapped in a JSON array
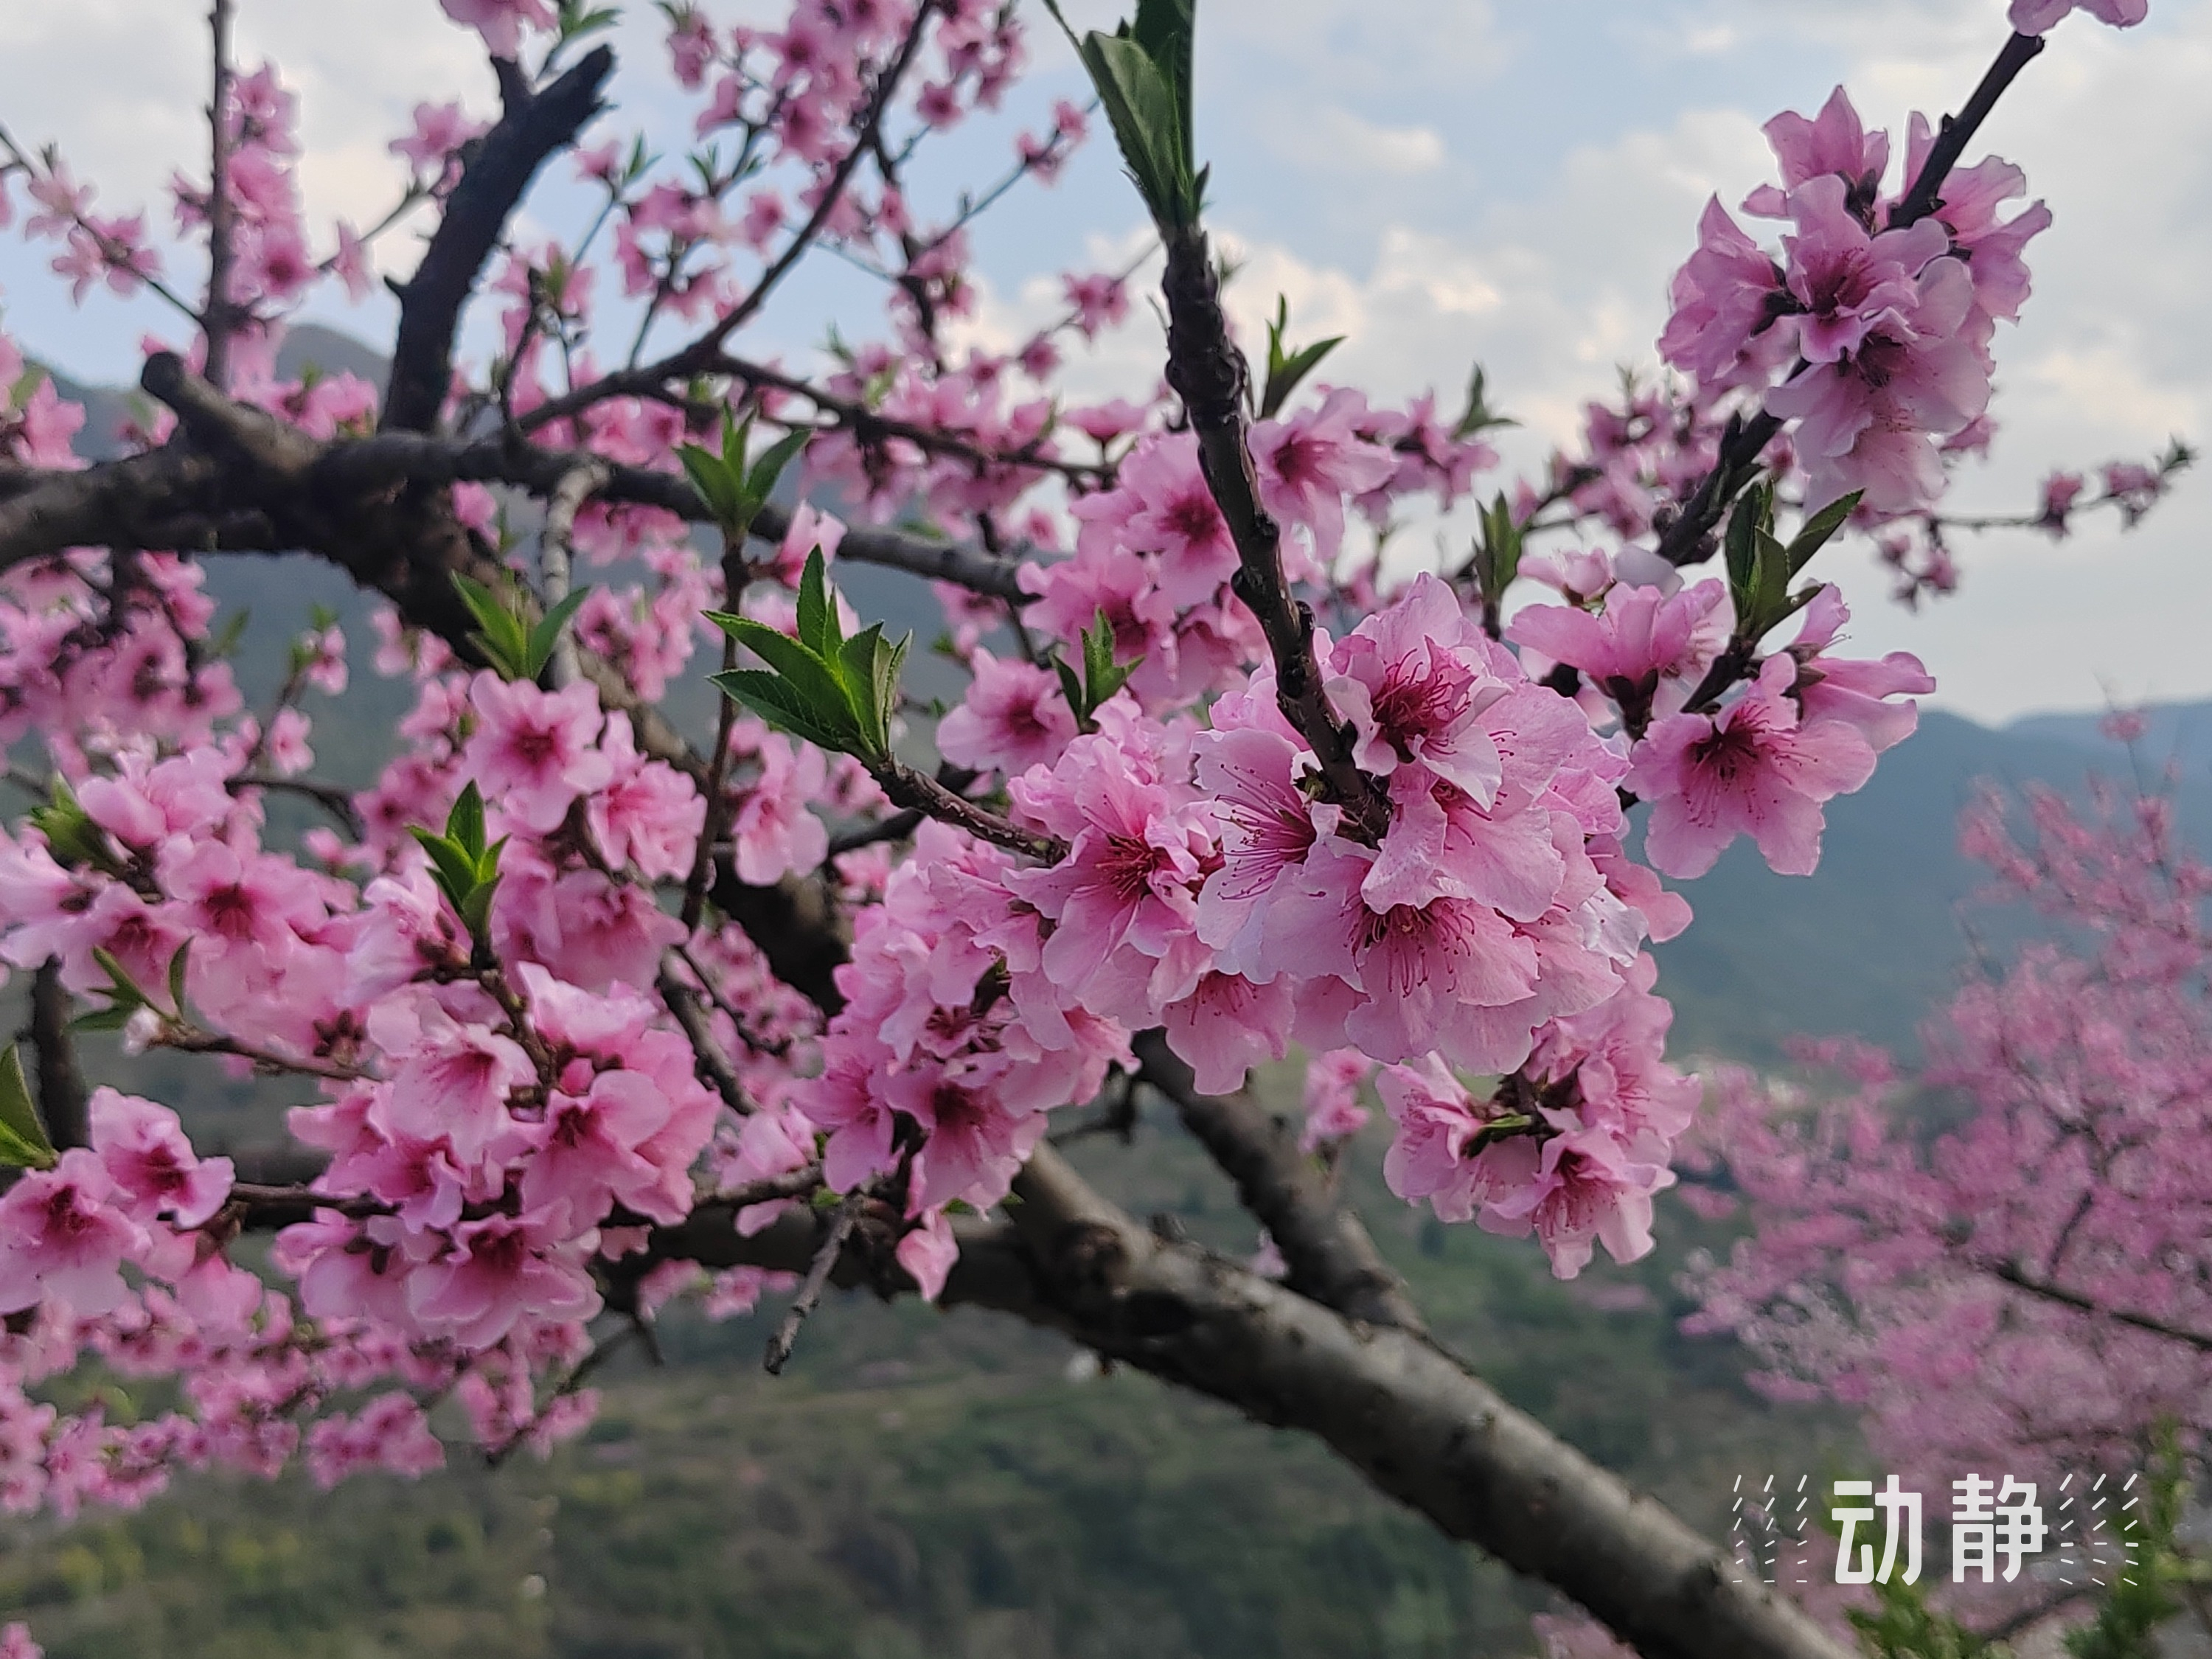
[
  {"x1": 652, "y1": 1147, "x2": 1851, "y2": 1659},
  {"x1": 1131, "y1": 1029, "x2": 1424, "y2": 1334},
  {"x1": 380, "y1": 46, "x2": 616, "y2": 433},
  {"x1": 0, "y1": 417, "x2": 1028, "y2": 605}
]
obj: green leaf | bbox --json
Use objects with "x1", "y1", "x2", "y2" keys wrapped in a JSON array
[
  {"x1": 708, "y1": 613, "x2": 858, "y2": 734},
  {"x1": 835, "y1": 625, "x2": 902, "y2": 762},
  {"x1": 458, "y1": 875, "x2": 503, "y2": 943},
  {"x1": 166, "y1": 942, "x2": 192, "y2": 1019},
  {"x1": 1784, "y1": 490, "x2": 1863, "y2": 575},
  {"x1": 409, "y1": 830, "x2": 482, "y2": 912},
  {"x1": 0, "y1": 1046, "x2": 58, "y2": 1172},
  {"x1": 29, "y1": 778, "x2": 105, "y2": 869},
  {"x1": 1723, "y1": 484, "x2": 1766, "y2": 608},
  {"x1": 745, "y1": 427, "x2": 812, "y2": 507},
  {"x1": 90, "y1": 947, "x2": 149, "y2": 1012},
  {"x1": 1452, "y1": 364, "x2": 1517, "y2": 440},
  {"x1": 206, "y1": 608, "x2": 251, "y2": 661},
  {"x1": 524, "y1": 587, "x2": 593, "y2": 679},
  {"x1": 710, "y1": 668, "x2": 863, "y2": 755},
  {"x1": 1262, "y1": 337, "x2": 1343, "y2": 419},
  {"x1": 676, "y1": 442, "x2": 745, "y2": 529},
  {"x1": 1053, "y1": 656, "x2": 1088, "y2": 726},
  {"x1": 1046, "y1": 0, "x2": 1201, "y2": 232},
  {"x1": 795, "y1": 548, "x2": 838, "y2": 661},
  {"x1": 1260, "y1": 299, "x2": 1344, "y2": 419},
  {"x1": 446, "y1": 782, "x2": 489, "y2": 862},
  {"x1": 451, "y1": 572, "x2": 531, "y2": 679},
  {"x1": 1476, "y1": 494, "x2": 1523, "y2": 602},
  {"x1": 720, "y1": 408, "x2": 753, "y2": 474}
]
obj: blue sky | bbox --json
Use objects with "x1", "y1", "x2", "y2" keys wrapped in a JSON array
[{"x1": 0, "y1": 0, "x2": 2205, "y2": 723}]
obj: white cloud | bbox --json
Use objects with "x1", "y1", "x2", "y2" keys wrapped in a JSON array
[
  {"x1": 1265, "y1": 107, "x2": 1447, "y2": 178},
  {"x1": 0, "y1": 0, "x2": 2205, "y2": 720}
]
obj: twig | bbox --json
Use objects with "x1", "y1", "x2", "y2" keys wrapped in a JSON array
[
  {"x1": 827, "y1": 807, "x2": 925, "y2": 857},
  {"x1": 1891, "y1": 32, "x2": 2048, "y2": 229},
  {"x1": 518, "y1": 2, "x2": 941, "y2": 435},
  {"x1": 161, "y1": 1026, "x2": 367, "y2": 1082},
  {"x1": 1158, "y1": 227, "x2": 1391, "y2": 841},
  {"x1": 655, "y1": 969, "x2": 752, "y2": 1114},
  {"x1": 538, "y1": 459, "x2": 608, "y2": 688},
  {"x1": 27, "y1": 960, "x2": 88, "y2": 1150},
  {"x1": 1990, "y1": 1259, "x2": 2212, "y2": 1353},
  {"x1": 202, "y1": 0, "x2": 239, "y2": 389},
  {"x1": 874, "y1": 759, "x2": 1064, "y2": 861},
  {"x1": 380, "y1": 45, "x2": 614, "y2": 432},
  {"x1": 763, "y1": 1190, "x2": 863, "y2": 1374},
  {"x1": 227, "y1": 771, "x2": 364, "y2": 838}
]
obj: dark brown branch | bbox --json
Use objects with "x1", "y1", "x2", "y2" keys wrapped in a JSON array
[
  {"x1": 655, "y1": 970, "x2": 751, "y2": 1115},
  {"x1": 716, "y1": 353, "x2": 1109, "y2": 485},
  {"x1": 1652, "y1": 409, "x2": 1784, "y2": 568},
  {"x1": 874, "y1": 760, "x2": 1065, "y2": 862},
  {"x1": 762, "y1": 1189, "x2": 863, "y2": 1374},
  {"x1": 1652, "y1": 31, "x2": 2049, "y2": 571},
  {"x1": 650, "y1": 1147, "x2": 1852, "y2": 1659},
  {"x1": 826, "y1": 807, "x2": 925, "y2": 857},
  {"x1": 1891, "y1": 32, "x2": 2048, "y2": 229},
  {"x1": 1131, "y1": 1029, "x2": 1423, "y2": 1333},
  {"x1": 519, "y1": 4, "x2": 939, "y2": 434},
  {"x1": 228, "y1": 771, "x2": 364, "y2": 837},
  {"x1": 0, "y1": 420, "x2": 1027, "y2": 606},
  {"x1": 380, "y1": 45, "x2": 615, "y2": 433},
  {"x1": 202, "y1": 0, "x2": 239, "y2": 389},
  {"x1": 1158, "y1": 227, "x2": 1391, "y2": 841},
  {"x1": 27, "y1": 960, "x2": 88, "y2": 1152},
  {"x1": 1990, "y1": 1260, "x2": 2212, "y2": 1353}
]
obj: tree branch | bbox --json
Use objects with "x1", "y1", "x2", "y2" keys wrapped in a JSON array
[
  {"x1": 518, "y1": 4, "x2": 939, "y2": 435},
  {"x1": 380, "y1": 45, "x2": 615, "y2": 433},
  {"x1": 27, "y1": 960, "x2": 88, "y2": 1151},
  {"x1": 1158, "y1": 227, "x2": 1391, "y2": 841},
  {"x1": 1891, "y1": 32, "x2": 2048, "y2": 229},
  {"x1": 202, "y1": 0, "x2": 239, "y2": 389},
  {"x1": 1652, "y1": 29, "x2": 2050, "y2": 570},
  {"x1": 1989, "y1": 1260, "x2": 2212, "y2": 1353},
  {"x1": 538, "y1": 459, "x2": 607, "y2": 688},
  {"x1": 651, "y1": 1146, "x2": 1853, "y2": 1659},
  {"x1": 873, "y1": 760, "x2": 1065, "y2": 862},
  {"x1": 1130, "y1": 1029, "x2": 1423, "y2": 1333}
]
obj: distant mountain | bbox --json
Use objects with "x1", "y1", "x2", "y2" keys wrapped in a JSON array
[{"x1": 1653, "y1": 702, "x2": 2212, "y2": 1060}]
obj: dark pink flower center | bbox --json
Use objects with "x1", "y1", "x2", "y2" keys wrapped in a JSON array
[
  {"x1": 1099, "y1": 835, "x2": 1167, "y2": 905},
  {"x1": 1370, "y1": 653, "x2": 1468, "y2": 759}
]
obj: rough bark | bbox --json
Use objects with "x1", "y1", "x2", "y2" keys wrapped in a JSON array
[
  {"x1": 380, "y1": 47, "x2": 616, "y2": 434},
  {"x1": 653, "y1": 1147, "x2": 1853, "y2": 1659},
  {"x1": 1131, "y1": 1028, "x2": 1424, "y2": 1334}
]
